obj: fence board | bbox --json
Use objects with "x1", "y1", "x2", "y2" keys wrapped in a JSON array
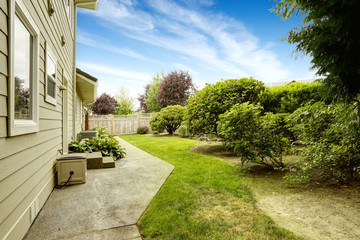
[{"x1": 88, "y1": 113, "x2": 153, "y2": 135}]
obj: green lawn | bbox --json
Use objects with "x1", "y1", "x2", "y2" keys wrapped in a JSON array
[{"x1": 121, "y1": 135, "x2": 301, "y2": 240}]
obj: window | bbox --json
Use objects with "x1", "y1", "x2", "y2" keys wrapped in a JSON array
[
  {"x1": 64, "y1": 0, "x2": 73, "y2": 29},
  {"x1": 45, "y1": 44, "x2": 57, "y2": 105},
  {"x1": 9, "y1": 0, "x2": 39, "y2": 136}
]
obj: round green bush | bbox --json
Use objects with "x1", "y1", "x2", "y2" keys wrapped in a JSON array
[
  {"x1": 137, "y1": 126, "x2": 150, "y2": 134},
  {"x1": 186, "y1": 77, "x2": 265, "y2": 135},
  {"x1": 218, "y1": 102, "x2": 290, "y2": 168},
  {"x1": 150, "y1": 105, "x2": 186, "y2": 134}
]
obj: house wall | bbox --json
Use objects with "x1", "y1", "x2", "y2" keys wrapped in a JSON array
[
  {"x1": 76, "y1": 94, "x2": 83, "y2": 136},
  {"x1": 0, "y1": 1, "x2": 75, "y2": 239}
]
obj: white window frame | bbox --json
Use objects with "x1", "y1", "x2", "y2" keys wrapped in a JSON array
[
  {"x1": 45, "y1": 43, "x2": 57, "y2": 105},
  {"x1": 8, "y1": 0, "x2": 40, "y2": 136},
  {"x1": 63, "y1": 0, "x2": 73, "y2": 30}
]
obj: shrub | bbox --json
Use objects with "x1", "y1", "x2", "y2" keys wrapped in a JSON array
[
  {"x1": 93, "y1": 126, "x2": 110, "y2": 138},
  {"x1": 177, "y1": 122, "x2": 191, "y2": 138},
  {"x1": 259, "y1": 81, "x2": 324, "y2": 113},
  {"x1": 218, "y1": 102, "x2": 290, "y2": 168},
  {"x1": 186, "y1": 77, "x2": 265, "y2": 134},
  {"x1": 69, "y1": 135, "x2": 126, "y2": 160},
  {"x1": 150, "y1": 105, "x2": 186, "y2": 134},
  {"x1": 137, "y1": 126, "x2": 150, "y2": 134},
  {"x1": 284, "y1": 101, "x2": 360, "y2": 184}
]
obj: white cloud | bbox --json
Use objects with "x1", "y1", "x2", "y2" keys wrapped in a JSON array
[
  {"x1": 79, "y1": 0, "x2": 292, "y2": 82},
  {"x1": 77, "y1": 30, "x2": 158, "y2": 63},
  {"x1": 77, "y1": 61, "x2": 152, "y2": 82}
]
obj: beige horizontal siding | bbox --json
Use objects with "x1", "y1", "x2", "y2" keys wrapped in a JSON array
[
  {"x1": 0, "y1": 9, "x2": 7, "y2": 35},
  {"x1": 0, "y1": 0, "x2": 7, "y2": 15},
  {"x1": 0, "y1": 166, "x2": 55, "y2": 240},
  {"x1": 0, "y1": 128, "x2": 62, "y2": 172},
  {"x1": 0, "y1": 136, "x2": 61, "y2": 203},
  {"x1": 0, "y1": 52, "x2": 7, "y2": 76},
  {"x1": 0, "y1": 74, "x2": 6, "y2": 96},
  {"x1": 0, "y1": 117, "x2": 6, "y2": 138},
  {"x1": 0, "y1": 95, "x2": 6, "y2": 117},
  {"x1": 0, "y1": 30, "x2": 7, "y2": 55}
]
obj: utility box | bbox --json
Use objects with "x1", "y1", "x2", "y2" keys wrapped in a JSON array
[
  {"x1": 79, "y1": 130, "x2": 98, "y2": 140},
  {"x1": 57, "y1": 153, "x2": 87, "y2": 185}
]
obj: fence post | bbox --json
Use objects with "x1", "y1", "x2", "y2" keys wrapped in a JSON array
[
  {"x1": 137, "y1": 112, "x2": 140, "y2": 129},
  {"x1": 111, "y1": 115, "x2": 114, "y2": 135}
]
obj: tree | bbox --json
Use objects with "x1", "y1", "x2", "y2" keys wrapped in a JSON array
[
  {"x1": 272, "y1": 0, "x2": 360, "y2": 100},
  {"x1": 92, "y1": 93, "x2": 117, "y2": 115},
  {"x1": 157, "y1": 70, "x2": 196, "y2": 108},
  {"x1": 137, "y1": 84, "x2": 150, "y2": 112},
  {"x1": 145, "y1": 71, "x2": 164, "y2": 112},
  {"x1": 150, "y1": 105, "x2": 186, "y2": 134},
  {"x1": 115, "y1": 87, "x2": 135, "y2": 115}
]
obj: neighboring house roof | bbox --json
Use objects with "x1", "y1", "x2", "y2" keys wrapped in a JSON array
[
  {"x1": 76, "y1": 68, "x2": 98, "y2": 102},
  {"x1": 75, "y1": 0, "x2": 98, "y2": 10}
]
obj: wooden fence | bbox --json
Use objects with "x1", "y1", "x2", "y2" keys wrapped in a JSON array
[{"x1": 88, "y1": 113, "x2": 153, "y2": 135}]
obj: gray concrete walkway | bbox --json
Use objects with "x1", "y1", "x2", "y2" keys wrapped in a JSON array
[{"x1": 25, "y1": 138, "x2": 174, "y2": 240}]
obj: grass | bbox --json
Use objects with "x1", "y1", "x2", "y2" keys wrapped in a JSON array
[{"x1": 121, "y1": 134, "x2": 302, "y2": 240}]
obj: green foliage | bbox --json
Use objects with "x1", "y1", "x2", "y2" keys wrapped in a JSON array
[
  {"x1": 272, "y1": 0, "x2": 360, "y2": 100},
  {"x1": 177, "y1": 122, "x2": 191, "y2": 138},
  {"x1": 145, "y1": 72, "x2": 164, "y2": 112},
  {"x1": 115, "y1": 87, "x2": 135, "y2": 115},
  {"x1": 93, "y1": 126, "x2": 110, "y2": 137},
  {"x1": 259, "y1": 81, "x2": 324, "y2": 113},
  {"x1": 150, "y1": 105, "x2": 185, "y2": 134},
  {"x1": 137, "y1": 126, "x2": 150, "y2": 134},
  {"x1": 285, "y1": 101, "x2": 360, "y2": 184},
  {"x1": 69, "y1": 132, "x2": 126, "y2": 160},
  {"x1": 187, "y1": 77, "x2": 265, "y2": 134},
  {"x1": 218, "y1": 102, "x2": 290, "y2": 168}
]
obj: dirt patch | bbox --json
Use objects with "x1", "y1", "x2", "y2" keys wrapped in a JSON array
[{"x1": 191, "y1": 141, "x2": 360, "y2": 240}]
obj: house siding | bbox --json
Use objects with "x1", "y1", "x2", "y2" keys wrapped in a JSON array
[
  {"x1": 76, "y1": 94, "x2": 83, "y2": 135},
  {"x1": 0, "y1": 0, "x2": 76, "y2": 239}
]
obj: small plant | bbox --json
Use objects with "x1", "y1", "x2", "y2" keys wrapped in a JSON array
[
  {"x1": 137, "y1": 126, "x2": 150, "y2": 134},
  {"x1": 151, "y1": 130, "x2": 159, "y2": 135},
  {"x1": 69, "y1": 132, "x2": 126, "y2": 160},
  {"x1": 93, "y1": 126, "x2": 110, "y2": 138},
  {"x1": 177, "y1": 122, "x2": 192, "y2": 138}
]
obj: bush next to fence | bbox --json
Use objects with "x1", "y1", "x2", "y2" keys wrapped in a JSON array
[
  {"x1": 94, "y1": 126, "x2": 110, "y2": 137},
  {"x1": 284, "y1": 101, "x2": 360, "y2": 185},
  {"x1": 259, "y1": 81, "x2": 324, "y2": 113},
  {"x1": 218, "y1": 102, "x2": 290, "y2": 168},
  {"x1": 150, "y1": 105, "x2": 186, "y2": 134},
  {"x1": 137, "y1": 126, "x2": 150, "y2": 134},
  {"x1": 69, "y1": 127, "x2": 126, "y2": 160},
  {"x1": 186, "y1": 77, "x2": 265, "y2": 135}
]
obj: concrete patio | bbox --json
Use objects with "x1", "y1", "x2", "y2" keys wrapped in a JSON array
[{"x1": 24, "y1": 137, "x2": 174, "y2": 240}]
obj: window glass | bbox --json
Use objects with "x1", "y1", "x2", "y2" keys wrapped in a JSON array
[
  {"x1": 46, "y1": 47, "x2": 57, "y2": 104},
  {"x1": 47, "y1": 78, "x2": 56, "y2": 98},
  {"x1": 14, "y1": 14, "x2": 32, "y2": 120},
  {"x1": 47, "y1": 54, "x2": 56, "y2": 79}
]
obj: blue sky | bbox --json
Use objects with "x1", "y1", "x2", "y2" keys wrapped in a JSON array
[{"x1": 76, "y1": 0, "x2": 315, "y2": 103}]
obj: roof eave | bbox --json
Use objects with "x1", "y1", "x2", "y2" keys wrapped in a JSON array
[{"x1": 75, "y1": 0, "x2": 98, "y2": 10}]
